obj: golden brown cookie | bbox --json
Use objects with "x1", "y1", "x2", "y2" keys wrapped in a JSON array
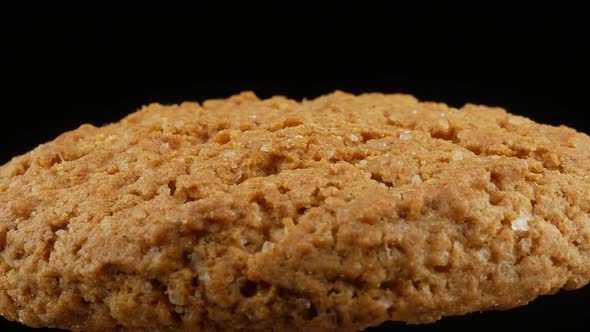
[{"x1": 1, "y1": 91, "x2": 590, "y2": 331}]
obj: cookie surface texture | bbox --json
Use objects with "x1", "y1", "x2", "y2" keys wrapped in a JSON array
[{"x1": 1, "y1": 91, "x2": 590, "y2": 332}]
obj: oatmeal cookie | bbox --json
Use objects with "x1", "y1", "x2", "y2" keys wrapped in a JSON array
[{"x1": 1, "y1": 92, "x2": 590, "y2": 331}]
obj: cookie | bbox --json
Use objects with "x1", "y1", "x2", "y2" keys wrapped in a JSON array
[{"x1": 1, "y1": 91, "x2": 590, "y2": 332}]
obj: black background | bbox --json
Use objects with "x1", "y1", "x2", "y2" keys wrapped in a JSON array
[{"x1": 1, "y1": 2, "x2": 589, "y2": 331}]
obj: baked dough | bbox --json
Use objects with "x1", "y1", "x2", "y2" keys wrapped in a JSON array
[{"x1": 1, "y1": 92, "x2": 590, "y2": 331}]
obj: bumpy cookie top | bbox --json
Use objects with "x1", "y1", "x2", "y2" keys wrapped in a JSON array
[{"x1": 1, "y1": 92, "x2": 590, "y2": 332}]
